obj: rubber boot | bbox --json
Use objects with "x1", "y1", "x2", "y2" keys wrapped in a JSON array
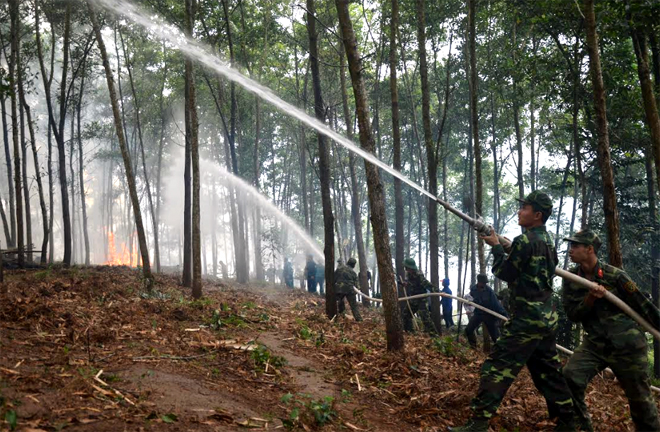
[{"x1": 448, "y1": 418, "x2": 489, "y2": 432}]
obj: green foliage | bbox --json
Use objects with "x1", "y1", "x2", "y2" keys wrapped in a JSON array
[
  {"x1": 432, "y1": 336, "x2": 468, "y2": 361},
  {"x1": 161, "y1": 413, "x2": 178, "y2": 423},
  {"x1": 280, "y1": 393, "x2": 337, "y2": 429},
  {"x1": 250, "y1": 344, "x2": 286, "y2": 371}
]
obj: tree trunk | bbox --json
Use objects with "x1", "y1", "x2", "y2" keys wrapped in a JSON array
[
  {"x1": 336, "y1": 0, "x2": 404, "y2": 350},
  {"x1": 222, "y1": 0, "x2": 249, "y2": 284},
  {"x1": 417, "y1": 0, "x2": 442, "y2": 334},
  {"x1": 1, "y1": 95, "x2": 15, "y2": 248},
  {"x1": 19, "y1": 75, "x2": 31, "y2": 262},
  {"x1": 89, "y1": 2, "x2": 154, "y2": 286},
  {"x1": 9, "y1": 0, "x2": 24, "y2": 266},
  {"x1": 338, "y1": 38, "x2": 369, "y2": 304},
  {"x1": 584, "y1": 0, "x2": 622, "y2": 267},
  {"x1": 307, "y1": 0, "x2": 336, "y2": 317},
  {"x1": 468, "y1": 0, "x2": 485, "y2": 274},
  {"x1": 35, "y1": 1, "x2": 72, "y2": 265},
  {"x1": 253, "y1": 96, "x2": 265, "y2": 281},
  {"x1": 628, "y1": 12, "x2": 660, "y2": 200},
  {"x1": 645, "y1": 144, "x2": 660, "y2": 378},
  {"x1": 184, "y1": 0, "x2": 202, "y2": 298},
  {"x1": 76, "y1": 56, "x2": 90, "y2": 265},
  {"x1": 120, "y1": 30, "x2": 159, "y2": 272},
  {"x1": 390, "y1": 0, "x2": 405, "y2": 281},
  {"x1": 19, "y1": 72, "x2": 49, "y2": 264},
  {"x1": 512, "y1": 20, "x2": 524, "y2": 202}
]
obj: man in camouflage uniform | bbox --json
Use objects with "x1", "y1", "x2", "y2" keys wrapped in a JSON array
[
  {"x1": 562, "y1": 230, "x2": 660, "y2": 432},
  {"x1": 400, "y1": 258, "x2": 439, "y2": 335},
  {"x1": 450, "y1": 191, "x2": 576, "y2": 432},
  {"x1": 334, "y1": 258, "x2": 362, "y2": 322}
]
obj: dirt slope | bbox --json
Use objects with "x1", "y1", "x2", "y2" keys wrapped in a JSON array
[{"x1": 0, "y1": 266, "x2": 652, "y2": 431}]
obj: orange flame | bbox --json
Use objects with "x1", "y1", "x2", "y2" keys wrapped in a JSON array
[{"x1": 105, "y1": 231, "x2": 138, "y2": 266}]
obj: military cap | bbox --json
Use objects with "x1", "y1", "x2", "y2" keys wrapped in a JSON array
[
  {"x1": 403, "y1": 258, "x2": 417, "y2": 270},
  {"x1": 347, "y1": 257, "x2": 357, "y2": 267},
  {"x1": 477, "y1": 273, "x2": 488, "y2": 284},
  {"x1": 563, "y1": 229, "x2": 602, "y2": 252},
  {"x1": 516, "y1": 190, "x2": 553, "y2": 215}
]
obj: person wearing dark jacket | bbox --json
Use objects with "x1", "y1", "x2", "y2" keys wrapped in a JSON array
[
  {"x1": 465, "y1": 274, "x2": 507, "y2": 348},
  {"x1": 305, "y1": 255, "x2": 317, "y2": 293},
  {"x1": 441, "y1": 279, "x2": 454, "y2": 328}
]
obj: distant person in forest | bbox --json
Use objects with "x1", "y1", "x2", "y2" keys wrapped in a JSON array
[
  {"x1": 283, "y1": 258, "x2": 294, "y2": 288},
  {"x1": 400, "y1": 258, "x2": 439, "y2": 335},
  {"x1": 219, "y1": 260, "x2": 228, "y2": 279},
  {"x1": 450, "y1": 191, "x2": 576, "y2": 432},
  {"x1": 305, "y1": 255, "x2": 317, "y2": 294},
  {"x1": 465, "y1": 274, "x2": 507, "y2": 349},
  {"x1": 441, "y1": 279, "x2": 454, "y2": 328},
  {"x1": 562, "y1": 230, "x2": 660, "y2": 432},
  {"x1": 336, "y1": 258, "x2": 343, "y2": 268},
  {"x1": 316, "y1": 263, "x2": 325, "y2": 295},
  {"x1": 334, "y1": 258, "x2": 362, "y2": 321}
]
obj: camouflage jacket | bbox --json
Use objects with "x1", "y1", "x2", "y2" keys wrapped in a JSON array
[
  {"x1": 561, "y1": 260, "x2": 660, "y2": 351},
  {"x1": 334, "y1": 265, "x2": 358, "y2": 294},
  {"x1": 403, "y1": 270, "x2": 437, "y2": 296},
  {"x1": 491, "y1": 225, "x2": 557, "y2": 322}
]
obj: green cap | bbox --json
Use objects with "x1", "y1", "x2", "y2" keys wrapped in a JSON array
[
  {"x1": 403, "y1": 258, "x2": 417, "y2": 270},
  {"x1": 347, "y1": 257, "x2": 357, "y2": 267},
  {"x1": 563, "y1": 229, "x2": 602, "y2": 252},
  {"x1": 516, "y1": 190, "x2": 553, "y2": 215}
]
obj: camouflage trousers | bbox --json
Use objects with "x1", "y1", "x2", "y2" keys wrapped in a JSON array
[
  {"x1": 336, "y1": 292, "x2": 362, "y2": 322},
  {"x1": 401, "y1": 298, "x2": 438, "y2": 335},
  {"x1": 563, "y1": 338, "x2": 660, "y2": 432},
  {"x1": 471, "y1": 315, "x2": 574, "y2": 422}
]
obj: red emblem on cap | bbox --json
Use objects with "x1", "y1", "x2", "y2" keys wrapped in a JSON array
[{"x1": 597, "y1": 268, "x2": 604, "y2": 278}]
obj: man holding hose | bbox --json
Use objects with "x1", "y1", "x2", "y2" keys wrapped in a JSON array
[
  {"x1": 450, "y1": 191, "x2": 576, "y2": 432},
  {"x1": 562, "y1": 230, "x2": 660, "y2": 432}
]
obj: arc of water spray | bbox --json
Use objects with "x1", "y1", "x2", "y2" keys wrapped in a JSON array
[
  {"x1": 91, "y1": 0, "x2": 438, "y2": 205},
  {"x1": 213, "y1": 165, "x2": 324, "y2": 260},
  {"x1": 92, "y1": 0, "x2": 660, "y2": 343}
]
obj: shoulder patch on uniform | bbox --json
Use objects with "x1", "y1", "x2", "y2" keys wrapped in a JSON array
[
  {"x1": 624, "y1": 280, "x2": 638, "y2": 294},
  {"x1": 597, "y1": 268, "x2": 604, "y2": 279}
]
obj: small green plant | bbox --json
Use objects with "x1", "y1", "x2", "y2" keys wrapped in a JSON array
[
  {"x1": 280, "y1": 393, "x2": 337, "y2": 429},
  {"x1": 242, "y1": 301, "x2": 256, "y2": 309},
  {"x1": 340, "y1": 389, "x2": 352, "y2": 403},
  {"x1": 299, "y1": 325, "x2": 313, "y2": 340},
  {"x1": 209, "y1": 309, "x2": 223, "y2": 329},
  {"x1": 250, "y1": 345, "x2": 286, "y2": 371},
  {"x1": 432, "y1": 336, "x2": 469, "y2": 362}
]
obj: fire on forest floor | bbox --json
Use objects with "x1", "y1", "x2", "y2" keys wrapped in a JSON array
[{"x1": 0, "y1": 266, "x2": 646, "y2": 431}]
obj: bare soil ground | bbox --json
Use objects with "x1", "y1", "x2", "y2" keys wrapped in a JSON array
[{"x1": 0, "y1": 266, "x2": 653, "y2": 431}]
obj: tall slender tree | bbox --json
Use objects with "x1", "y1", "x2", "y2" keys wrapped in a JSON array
[
  {"x1": 88, "y1": 2, "x2": 154, "y2": 287},
  {"x1": 336, "y1": 0, "x2": 404, "y2": 350},
  {"x1": 583, "y1": 0, "x2": 622, "y2": 266},
  {"x1": 307, "y1": 0, "x2": 336, "y2": 317}
]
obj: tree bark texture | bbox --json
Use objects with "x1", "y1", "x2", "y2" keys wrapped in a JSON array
[
  {"x1": 390, "y1": 0, "x2": 405, "y2": 281},
  {"x1": 583, "y1": 0, "x2": 622, "y2": 267},
  {"x1": 336, "y1": 0, "x2": 404, "y2": 350},
  {"x1": 307, "y1": 0, "x2": 336, "y2": 317},
  {"x1": 88, "y1": 2, "x2": 154, "y2": 286},
  {"x1": 9, "y1": 0, "x2": 24, "y2": 266}
]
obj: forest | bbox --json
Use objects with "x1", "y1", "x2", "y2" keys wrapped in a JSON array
[{"x1": 2, "y1": 0, "x2": 660, "y2": 430}]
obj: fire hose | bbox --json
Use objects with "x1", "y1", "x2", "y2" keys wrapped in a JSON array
[
  {"x1": 434, "y1": 195, "x2": 660, "y2": 342},
  {"x1": 351, "y1": 286, "x2": 660, "y2": 394}
]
